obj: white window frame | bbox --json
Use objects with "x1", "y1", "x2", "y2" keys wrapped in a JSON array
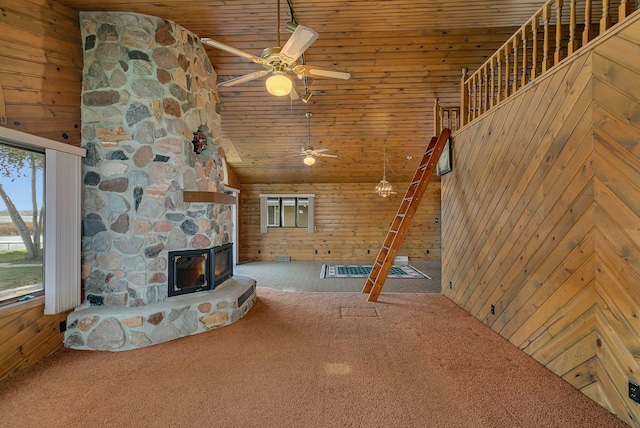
[{"x1": 0, "y1": 127, "x2": 85, "y2": 314}]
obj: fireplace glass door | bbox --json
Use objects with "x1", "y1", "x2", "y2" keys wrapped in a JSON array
[{"x1": 168, "y1": 249, "x2": 211, "y2": 297}]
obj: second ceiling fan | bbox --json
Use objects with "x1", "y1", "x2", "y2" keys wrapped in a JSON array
[
  {"x1": 201, "y1": 0, "x2": 351, "y2": 98},
  {"x1": 298, "y1": 113, "x2": 338, "y2": 166}
]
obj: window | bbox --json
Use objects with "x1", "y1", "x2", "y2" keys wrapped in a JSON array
[
  {"x1": 0, "y1": 143, "x2": 45, "y2": 304},
  {"x1": 260, "y1": 194, "x2": 315, "y2": 234},
  {"x1": 0, "y1": 127, "x2": 84, "y2": 314},
  {"x1": 266, "y1": 197, "x2": 309, "y2": 228}
]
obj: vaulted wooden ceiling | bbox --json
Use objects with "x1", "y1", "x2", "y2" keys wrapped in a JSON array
[{"x1": 57, "y1": 0, "x2": 545, "y2": 184}]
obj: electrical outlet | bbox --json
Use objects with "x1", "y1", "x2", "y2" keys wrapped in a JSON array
[
  {"x1": 490, "y1": 304, "x2": 495, "y2": 315},
  {"x1": 629, "y1": 381, "x2": 640, "y2": 403},
  {"x1": 449, "y1": 281, "x2": 452, "y2": 289},
  {"x1": 59, "y1": 320, "x2": 67, "y2": 333}
]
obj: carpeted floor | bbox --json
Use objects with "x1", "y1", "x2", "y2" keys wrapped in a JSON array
[{"x1": 0, "y1": 288, "x2": 625, "y2": 427}]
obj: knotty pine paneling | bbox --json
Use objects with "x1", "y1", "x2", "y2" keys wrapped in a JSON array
[
  {"x1": 0, "y1": 0, "x2": 82, "y2": 143},
  {"x1": 0, "y1": 0, "x2": 81, "y2": 380},
  {"x1": 442, "y1": 14, "x2": 640, "y2": 426},
  {"x1": 239, "y1": 182, "x2": 440, "y2": 262}
]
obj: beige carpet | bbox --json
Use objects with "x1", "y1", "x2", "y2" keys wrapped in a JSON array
[{"x1": 0, "y1": 288, "x2": 625, "y2": 427}]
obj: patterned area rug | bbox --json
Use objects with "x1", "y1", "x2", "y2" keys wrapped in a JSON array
[{"x1": 320, "y1": 264, "x2": 431, "y2": 279}]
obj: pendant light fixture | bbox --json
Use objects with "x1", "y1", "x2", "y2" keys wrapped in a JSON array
[{"x1": 373, "y1": 148, "x2": 397, "y2": 197}]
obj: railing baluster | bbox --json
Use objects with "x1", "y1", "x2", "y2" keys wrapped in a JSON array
[
  {"x1": 472, "y1": 74, "x2": 478, "y2": 119},
  {"x1": 460, "y1": 67, "x2": 468, "y2": 126},
  {"x1": 504, "y1": 45, "x2": 511, "y2": 98},
  {"x1": 543, "y1": 4, "x2": 552, "y2": 72},
  {"x1": 497, "y1": 51, "x2": 503, "y2": 103},
  {"x1": 569, "y1": 0, "x2": 578, "y2": 54},
  {"x1": 490, "y1": 57, "x2": 496, "y2": 108},
  {"x1": 601, "y1": 0, "x2": 611, "y2": 34},
  {"x1": 583, "y1": 0, "x2": 595, "y2": 44},
  {"x1": 554, "y1": 0, "x2": 564, "y2": 65},
  {"x1": 483, "y1": 64, "x2": 489, "y2": 114},
  {"x1": 521, "y1": 28, "x2": 528, "y2": 86},
  {"x1": 620, "y1": 0, "x2": 633, "y2": 21},
  {"x1": 531, "y1": 13, "x2": 539, "y2": 80},
  {"x1": 512, "y1": 37, "x2": 519, "y2": 93}
]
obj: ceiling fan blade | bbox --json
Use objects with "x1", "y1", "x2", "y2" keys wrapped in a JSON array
[
  {"x1": 201, "y1": 38, "x2": 265, "y2": 64},
  {"x1": 280, "y1": 24, "x2": 319, "y2": 61},
  {"x1": 219, "y1": 70, "x2": 270, "y2": 87},
  {"x1": 294, "y1": 65, "x2": 351, "y2": 80},
  {"x1": 312, "y1": 148, "x2": 329, "y2": 153},
  {"x1": 290, "y1": 87, "x2": 300, "y2": 101},
  {"x1": 318, "y1": 153, "x2": 338, "y2": 158}
]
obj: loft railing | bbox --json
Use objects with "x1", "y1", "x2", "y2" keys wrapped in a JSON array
[
  {"x1": 434, "y1": 98, "x2": 460, "y2": 136},
  {"x1": 460, "y1": 0, "x2": 639, "y2": 126}
]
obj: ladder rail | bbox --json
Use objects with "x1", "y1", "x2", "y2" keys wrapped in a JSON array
[{"x1": 363, "y1": 128, "x2": 451, "y2": 301}]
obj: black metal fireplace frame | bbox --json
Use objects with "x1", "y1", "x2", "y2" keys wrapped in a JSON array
[
  {"x1": 167, "y1": 244, "x2": 234, "y2": 298},
  {"x1": 168, "y1": 248, "x2": 212, "y2": 297}
]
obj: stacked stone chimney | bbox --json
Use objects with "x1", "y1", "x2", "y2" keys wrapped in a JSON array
[{"x1": 79, "y1": 12, "x2": 231, "y2": 309}]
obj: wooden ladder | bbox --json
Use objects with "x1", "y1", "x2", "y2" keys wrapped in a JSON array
[{"x1": 363, "y1": 128, "x2": 451, "y2": 302}]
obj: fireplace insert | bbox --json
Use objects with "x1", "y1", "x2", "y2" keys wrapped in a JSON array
[
  {"x1": 168, "y1": 248, "x2": 211, "y2": 297},
  {"x1": 212, "y1": 243, "x2": 233, "y2": 287},
  {"x1": 168, "y1": 244, "x2": 233, "y2": 297}
]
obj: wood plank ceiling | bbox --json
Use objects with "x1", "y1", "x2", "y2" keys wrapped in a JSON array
[{"x1": 57, "y1": 0, "x2": 546, "y2": 184}]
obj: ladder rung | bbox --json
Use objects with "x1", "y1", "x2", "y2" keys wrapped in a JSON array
[
  {"x1": 411, "y1": 180, "x2": 420, "y2": 186},
  {"x1": 396, "y1": 214, "x2": 405, "y2": 218}
]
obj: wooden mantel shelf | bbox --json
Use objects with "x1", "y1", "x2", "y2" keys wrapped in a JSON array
[{"x1": 183, "y1": 191, "x2": 236, "y2": 205}]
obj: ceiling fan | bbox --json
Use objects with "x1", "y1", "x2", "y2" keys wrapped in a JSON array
[
  {"x1": 201, "y1": 0, "x2": 351, "y2": 98},
  {"x1": 298, "y1": 113, "x2": 338, "y2": 166}
]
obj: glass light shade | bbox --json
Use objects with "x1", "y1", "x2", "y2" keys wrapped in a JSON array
[
  {"x1": 373, "y1": 179, "x2": 397, "y2": 197},
  {"x1": 265, "y1": 73, "x2": 293, "y2": 96},
  {"x1": 303, "y1": 155, "x2": 316, "y2": 166}
]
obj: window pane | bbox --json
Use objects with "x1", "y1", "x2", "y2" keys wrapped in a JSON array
[
  {"x1": 297, "y1": 198, "x2": 309, "y2": 228},
  {"x1": 0, "y1": 142, "x2": 44, "y2": 303},
  {"x1": 267, "y1": 198, "x2": 280, "y2": 226},
  {"x1": 282, "y1": 198, "x2": 296, "y2": 227}
]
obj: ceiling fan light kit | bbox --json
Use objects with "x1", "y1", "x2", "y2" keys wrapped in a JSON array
[
  {"x1": 303, "y1": 155, "x2": 316, "y2": 166},
  {"x1": 265, "y1": 72, "x2": 293, "y2": 96}
]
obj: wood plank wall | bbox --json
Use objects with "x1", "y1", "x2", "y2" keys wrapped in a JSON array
[
  {"x1": 0, "y1": 0, "x2": 82, "y2": 143},
  {"x1": 0, "y1": 0, "x2": 81, "y2": 380},
  {"x1": 442, "y1": 15, "x2": 640, "y2": 426},
  {"x1": 239, "y1": 182, "x2": 441, "y2": 262}
]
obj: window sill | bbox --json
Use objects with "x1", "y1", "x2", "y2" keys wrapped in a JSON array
[{"x1": 0, "y1": 293, "x2": 45, "y2": 315}]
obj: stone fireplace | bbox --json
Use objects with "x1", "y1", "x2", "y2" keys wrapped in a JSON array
[{"x1": 63, "y1": 12, "x2": 256, "y2": 351}]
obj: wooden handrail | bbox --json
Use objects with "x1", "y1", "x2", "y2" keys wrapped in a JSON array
[{"x1": 460, "y1": 0, "x2": 638, "y2": 127}]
